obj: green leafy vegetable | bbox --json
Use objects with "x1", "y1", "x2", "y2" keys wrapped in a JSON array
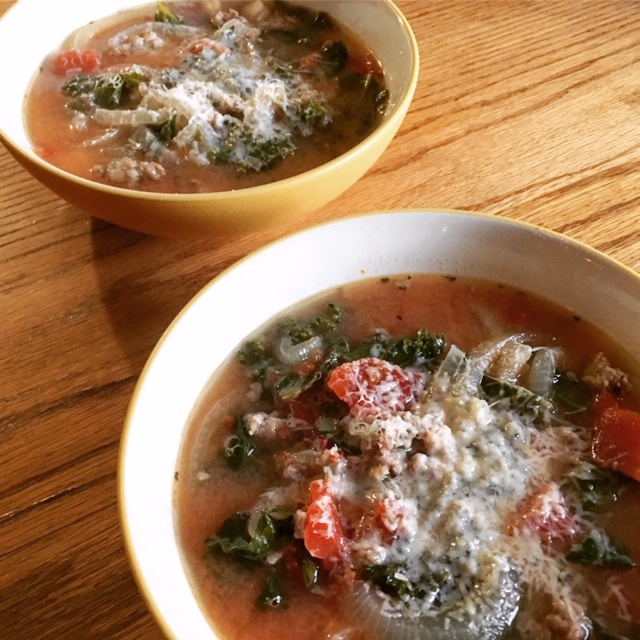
[
  {"x1": 245, "y1": 133, "x2": 295, "y2": 170},
  {"x1": 148, "y1": 113, "x2": 177, "y2": 145},
  {"x1": 206, "y1": 509, "x2": 293, "y2": 562},
  {"x1": 566, "y1": 529, "x2": 636, "y2": 567},
  {"x1": 299, "y1": 99, "x2": 329, "y2": 126},
  {"x1": 154, "y1": 1, "x2": 183, "y2": 24},
  {"x1": 340, "y1": 73, "x2": 389, "y2": 133},
  {"x1": 552, "y1": 370, "x2": 590, "y2": 415},
  {"x1": 258, "y1": 572, "x2": 288, "y2": 609},
  {"x1": 563, "y1": 461, "x2": 623, "y2": 511},
  {"x1": 301, "y1": 554, "x2": 320, "y2": 590},
  {"x1": 481, "y1": 375, "x2": 554, "y2": 420},
  {"x1": 277, "y1": 303, "x2": 342, "y2": 343},
  {"x1": 223, "y1": 415, "x2": 256, "y2": 470},
  {"x1": 363, "y1": 562, "x2": 449, "y2": 603},
  {"x1": 237, "y1": 305, "x2": 345, "y2": 404},
  {"x1": 62, "y1": 71, "x2": 147, "y2": 109},
  {"x1": 319, "y1": 40, "x2": 348, "y2": 76},
  {"x1": 345, "y1": 329, "x2": 446, "y2": 370}
]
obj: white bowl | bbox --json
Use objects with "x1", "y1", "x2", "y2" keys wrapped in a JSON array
[
  {"x1": 119, "y1": 209, "x2": 640, "y2": 639},
  {"x1": 0, "y1": 0, "x2": 418, "y2": 237}
]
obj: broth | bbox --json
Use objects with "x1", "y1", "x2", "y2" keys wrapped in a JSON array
[
  {"x1": 25, "y1": 1, "x2": 388, "y2": 193},
  {"x1": 175, "y1": 274, "x2": 640, "y2": 640}
]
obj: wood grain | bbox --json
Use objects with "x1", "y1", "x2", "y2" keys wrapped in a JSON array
[{"x1": 1, "y1": 1, "x2": 639, "y2": 639}]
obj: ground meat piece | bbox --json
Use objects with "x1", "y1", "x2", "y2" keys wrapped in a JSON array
[
  {"x1": 583, "y1": 352, "x2": 630, "y2": 394},
  {"x1": 518, "y1": 593, "x2": 589, "y2": 640},
  {"x1": 107, "y1": 25, "x2": 165, "y2": 57},
  {"x1": 542, "y1": 598, "x2": 589, "y2": 640},
  {"x1": 92, "y1": 156, "x2": 165, "y2": 185}
]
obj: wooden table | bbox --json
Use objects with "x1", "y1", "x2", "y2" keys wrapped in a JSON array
[{"x1": 1, "y1": 1, "x2": 639, "y2": 638}]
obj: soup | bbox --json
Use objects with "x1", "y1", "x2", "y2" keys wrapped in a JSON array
[
  {"x1": 175, "y1": 274, "x2": 640, "y2": 640},
  {"x1": 25, "y1": 1, "x2": 388, "y2": 193}
]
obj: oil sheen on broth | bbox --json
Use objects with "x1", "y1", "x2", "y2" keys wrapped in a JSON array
[
  {"x1": 175, "y1": 274, "x2": 640, "y2": 640},
  {"x1": 25, "y1": 1, "x2": 388, "y2": 193}
]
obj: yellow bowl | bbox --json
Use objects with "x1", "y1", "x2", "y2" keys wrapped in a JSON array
[{"x1": 0, "y1": 0, "x2": 419, "y2": 238}]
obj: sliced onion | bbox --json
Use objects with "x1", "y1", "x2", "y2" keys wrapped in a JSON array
[
  {"x1": 458, "y1": 333, "x2": 541, "y2": 396},
  {"x1": 276, "y1": 335, "x2": 323, "y2": 365},
  {"x1": 82, "y1": 127, "x2": 125, "y2": 148},
  {"x1": 488, "y1": 341, "x2": 533, "y2": 383},
  {"x1": 93, "y1": 107, "x2": 171, "y2": 127},
  {"x1": 434, "y1": 344, "x2": 467, "y2": 381},
  {"x1": 345, "y1": 570, "x2": 520, "y2": 640},
  {"x1": 527, "y1": 347, "x2": 557, "y2": 399}
]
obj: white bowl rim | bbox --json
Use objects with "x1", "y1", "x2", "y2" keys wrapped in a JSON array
[{"x1": 118, "y1": 207, "x2": 640, "y2": 640}]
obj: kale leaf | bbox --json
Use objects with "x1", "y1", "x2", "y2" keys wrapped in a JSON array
[
  {"x1": 62, "y1": 71, "x2": 147, "y2": 110},
  {"x1": 345, "y1": 329, "x2": 445, "y2": 370},
  {"x1": 566, "y1": 529, "x2": 636, "y2": 567},
  {"x1": 258, "y1": 572, "x2": 289, "y2": 610},
  {"x1": 237, "y1": 304, "x2": 344, "y2": 404},
  {"x1": 552, "y1": 369, "x2": 590, "y2": 414},
  {"x1": 319, "y1": 40, "x2": 348, "y2": 76},
  {"x1": 563, "y1": 460, "x2": 623, "y2": 511},
  {"x1": 223, "y1": 415, "x2": 256, "y2": 470},
  {"x1": 301, "y1": 554, "x2": 320, "y2": 590},
  {"x1": 363, "y1": 562, "x2": 448, "y2": 603},
  {"x1": 148, "y1": 113, "x2": 177, "y2": 145},
  {"x1": 277, "y1": 303, "x2": 342, "y2": 343},
  {"x1": 481, "y1": 375, "x2": 554, "y2": 421},
  {"x1": 206, "y1": 509, "x2": 294, "y2": 562}
]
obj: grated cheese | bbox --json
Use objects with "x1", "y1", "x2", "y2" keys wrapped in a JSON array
[{"x1": 327, "y1": 365, "x2": 597, "y2": 635}]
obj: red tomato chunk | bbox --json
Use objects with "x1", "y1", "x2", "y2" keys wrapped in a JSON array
[{"x1": 327, "y1": 357, "x2": 425, "y2": 418}]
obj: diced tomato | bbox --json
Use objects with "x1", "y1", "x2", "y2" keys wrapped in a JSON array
[
  {"x1": 507, "y1": 484, "x2": 580, "y2": 544},
  {"x1": 594, "y1": 389, "x2": 620, "y2": 416},
  {"x1": 53, "y1": 49, "x2": 101, "y2": 76},
  {"x1": 288, "y1": 386, "x2": 331, "y2": 424},
  {"x1": 327, "y1": 357, "x2": 425, "y2": 418},
  {"x1": 593, "y1": 405, "x2": 640, "y2": 481},
  {"x1": 349, "y1": 52, "x2": 382, "y2": 76},
  {"x1": 303, "y1": 479, "x2": 348, "y2": 565}
]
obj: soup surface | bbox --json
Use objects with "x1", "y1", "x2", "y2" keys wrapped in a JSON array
[
  {"x1": 25, "y1": 1, "x2": 388, "y2": 193},
  {"x1": 175, "y1": 274, "x2": 640, "y2": 640}
]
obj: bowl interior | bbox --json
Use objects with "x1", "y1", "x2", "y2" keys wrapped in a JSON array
[
  {"x1": 0, "y1": 0, "x2": 418, "y2": 163},
  {"x1": 120, "y1": 209, "x2": 640, "y2": 640}
]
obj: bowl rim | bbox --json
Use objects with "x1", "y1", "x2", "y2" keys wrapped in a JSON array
[
  {"x1": 0, "y1": 0, "x2": 419, "y2": 202},
  {"x1": 118, "y1": 207, "x2": 640, "y2": 640}
]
